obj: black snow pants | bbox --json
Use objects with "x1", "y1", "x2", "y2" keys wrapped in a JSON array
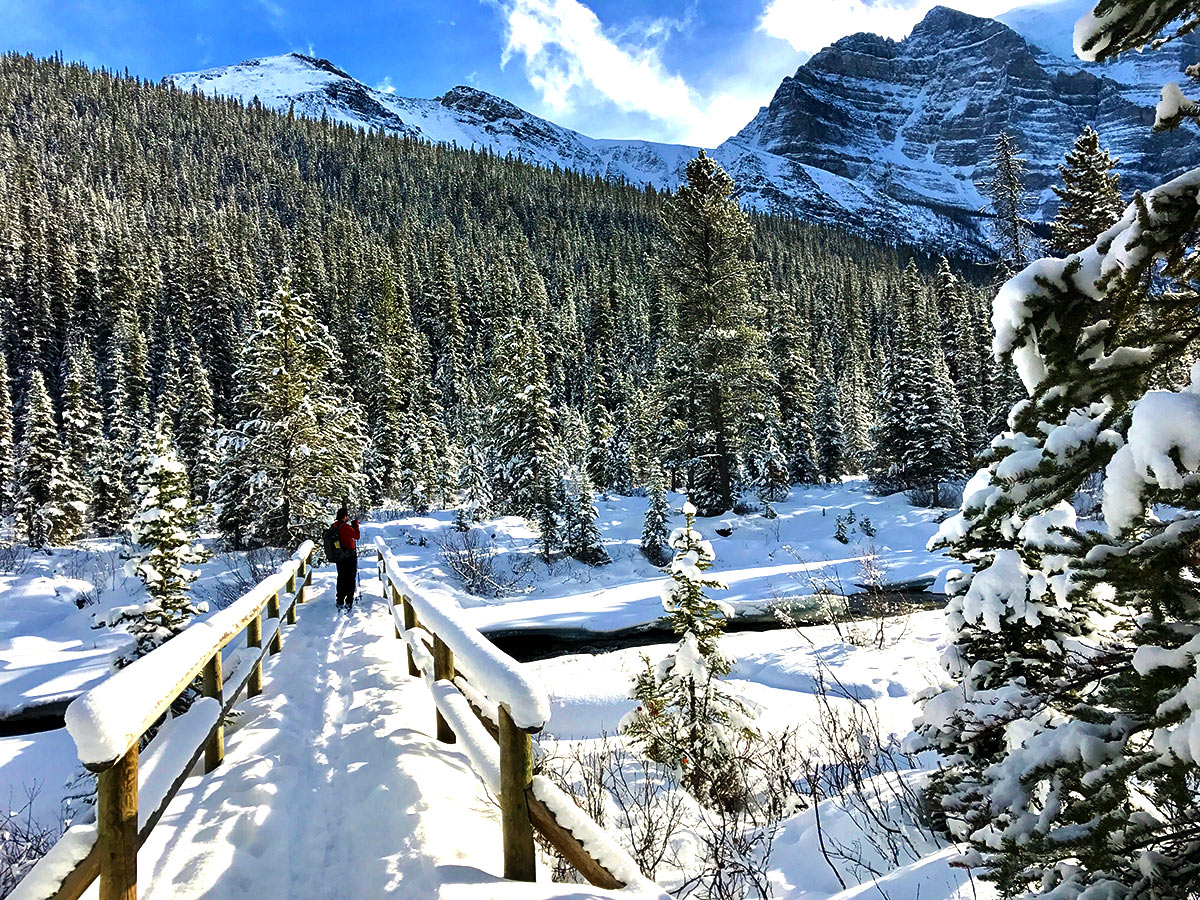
[{"x1": 336, "y1": 553, "x2": 358, "y2": 607}]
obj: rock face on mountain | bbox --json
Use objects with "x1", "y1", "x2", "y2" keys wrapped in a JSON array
[
  {"x1": 167, "y1": 5, "x2": 1194, "y2": 258},
  {"x1": 733, "y1": 6, "x2": 1194, "y2": 243}
]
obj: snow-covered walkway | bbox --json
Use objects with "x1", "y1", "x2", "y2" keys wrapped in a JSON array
[{"x1": 127, "y1": 555, "x2": 627, "y2": 900}]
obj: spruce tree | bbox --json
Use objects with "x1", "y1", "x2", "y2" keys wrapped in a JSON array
[
  {"x1": 915, "y1": 11, "x2": 1200, "y2": 893},
  {"x1": 218, "y1": 269, "x2": 365, "y2": 548},
  {"x1": 112, "y1": 416, "x2": 205, "y2": 661},
  {"x1": 986, "y1": 132, "x2": 1035, "y2": 271},
  {"x1": 0, "y1": 353, "x2": 14, "y2": 516},
  {"x1": 15, "y1": 371, "x2": 74, "y2": 547},
  {"x1": 566, "y1": 474, "x2": 609, "y2": 566},
  {"x1": 622, "y1": 502, "x2": 755, "y2": 807},
  {"x1": 657, "y1": 151, "x2": 769, "y2": 516},
  {"x1": 59, "y1": 337, "x2": 102, "y2": 534},
  {"x1": 176, "y1": 343, "x2": 218, "y2": 505},
  {"x1": 1049, "y1": 125, "x2": 1124, "y2": 255},
  {"x1": 641, "y1": 463, "x2": 671, "y2": 565}
]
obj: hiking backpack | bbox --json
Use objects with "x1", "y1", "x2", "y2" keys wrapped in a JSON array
[{"x1": 323, "y1": 522, "x2": 343, "y2": 564}]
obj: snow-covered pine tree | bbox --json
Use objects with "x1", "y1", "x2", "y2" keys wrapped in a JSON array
[
  {"x1": 622, "y1": 502, "x2": 756, "y2": 807},
  {"x1": 217, "y1": 268, "x2": 365, "y2": 548},
  {"x1": 566, "y1": 473, "x2": 609, "y2": 566},
  {"x1": 769, "y1": 307, "x2": 821, "y2": 483},
  {"x1": 641, "y1": 463, "x2": 671, "y2": 565},
  {"x1": 915, "y1": 9, "x2": 1200, "y2": 890},
  {"x1": 813, "y1": 340, "x2": 845, "y2": 483},
  {"x1": 60, "y1": 336, "x2": 102, "y2": 533},
  {"x1": 535, "y1": 463, "x2": 560, "y2": 563},
  {"x1": 1049, "y1": 125, "x2": 1124, "y2": 255},
  {"x1": 752, "y1": 420, "x2": 790, "y2": 515},
  {"x1": 916, "y1": 10, "x2": 1200, "y2": 897},
  {"x1": 491, "y1": 319, "x2": 558, "y2": 518},
  {"x1": 0, "y1": 352, "x2": 14, "y2": 516},
  {"x1": 986, "y1": 132, "x2": 1035, "y2": 271},
  {"x1": 870, "y1": 265, "x2": 964, "y2": 503},
  {"x1": 112, "y1": 415, "x2": 205, "y2": 661},
  {"x1": 176, "y1": 342, "x2": 218, "y2": 505},
  {"x1": 15, "y1": 371, "x2": 77, "y2": 547},
  {"x1": 657, "y1": 150, "x2": 770, "y2": 516},
  {"x1": 456, "y1": 441, "x2": 491, "y2": 528}
]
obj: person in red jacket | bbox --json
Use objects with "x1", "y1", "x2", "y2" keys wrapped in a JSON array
[{"x1": 334, "y1": 506, "x2": 360, "y2": 609}]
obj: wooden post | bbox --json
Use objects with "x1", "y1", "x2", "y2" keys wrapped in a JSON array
[
  {"x1": 286, "y1": 570, "x2": 298, "y2": 625},
  {"x1": 248, "y1": 611, "x2": 263, "y2": 697},
  {"x1": 268, "y1": 591, "x2": 282, "y2": 654},
  {"x1": 390, "y1": 585, "x2": 402, "y2": 639},
  {"x1": 97, "y1": 744, "x2": 138, "y2": 900},
  {"x1": 298, "y1": 558, "x2": 309, "y2": 603},
  {"x1": 403, "y1": 595, "x2": 419, "y2": 677},
  {"x1": 498, "y1": 706, "x2": 536, "y2": 882},
  {"x1": 433, "y1": 635, "x2": 455, "y2": 743},
  {"x1": 202, "y1": 652, "x2": 224, "y2": 772}
]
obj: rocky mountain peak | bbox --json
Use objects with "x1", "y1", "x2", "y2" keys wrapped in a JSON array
[{"x1": 437, "y1": 85, "x2": 526, "y2": 122}]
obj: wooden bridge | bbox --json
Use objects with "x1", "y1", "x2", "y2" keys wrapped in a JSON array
[{"x1": 13, "y1": 539, "x2": 660, "y2": 900}]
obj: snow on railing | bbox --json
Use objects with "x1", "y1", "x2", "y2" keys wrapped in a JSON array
[
  {"x1": 374, "y1": 537, "x2": 549, "y2": 730},
  {"x1": 374, "y1": 537, "x2": 664, "y2": 896},
  {"x1": 16, "y1": 540, "x2": 316, "y2": 900}
]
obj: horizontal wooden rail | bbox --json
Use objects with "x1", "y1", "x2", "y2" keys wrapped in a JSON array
[
  {"x1": 374, "y1": 539, "x2": 654, "y2": 893},
  {"x1": 14, "y1": 542, "x2": 316, "y2": 900}
]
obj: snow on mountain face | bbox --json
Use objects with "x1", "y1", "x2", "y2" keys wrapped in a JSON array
[
  {"x1": 999, "y1": 0, "x2": 1200, "y2": 108},
  {"x1": 168, "y1": 5, "x2": 1194, "y2": 259},
  {"x1": 734, "y1": 5, "x2": 1196, "y2": 251}
]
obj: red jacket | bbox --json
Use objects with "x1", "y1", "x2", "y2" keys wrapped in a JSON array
[{"x1": 337, "y1": 521, "x2": 360, "y2": 554}]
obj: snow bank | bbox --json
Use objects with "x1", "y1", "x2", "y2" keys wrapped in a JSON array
[
  {"x1": 64, "y1": 543, "x2": 313, "y2": 768},
  {"x1": 376, "y1": 538, "x2": 550, "y2": 730}
]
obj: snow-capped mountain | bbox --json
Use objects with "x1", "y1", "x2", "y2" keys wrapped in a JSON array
[{"x1": 167, "y1": 4, "x2": 1196, "y2": 257}]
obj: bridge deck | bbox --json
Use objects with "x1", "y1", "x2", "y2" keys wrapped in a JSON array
[{"x1": 129, "y1": 554, "x2": 626, "y2": 899}]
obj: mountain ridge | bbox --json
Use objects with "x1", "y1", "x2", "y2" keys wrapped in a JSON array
[{"x1": 166, "y1": 4, "x2": 1195, "y2": 257}]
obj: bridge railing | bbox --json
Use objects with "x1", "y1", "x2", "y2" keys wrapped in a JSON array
[
  {"x1": 13, "y1": 541, "x2": 317, "y2": 900},
  {"x1": 374, "y1": 537, "x2": 658, "y2": 894}
]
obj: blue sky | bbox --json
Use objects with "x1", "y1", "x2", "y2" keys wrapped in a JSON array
[{"x1": 2, "y1": 0, "x2": 1041, "y2": 145}]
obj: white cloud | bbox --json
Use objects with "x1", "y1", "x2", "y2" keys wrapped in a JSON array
[
  {"x1": 376, "y1": 76, "x2": 396, "y2": 94},
  {"x1": 758, "y1": 0, "x2": 1031, "y2": 57},
  {"x1": 493, "y1": 0, "x2": 766, "y2": 146}
]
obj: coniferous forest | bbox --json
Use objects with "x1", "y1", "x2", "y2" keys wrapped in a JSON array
[
  {"x1": 0, "y1": 52, "x2": 1013, "y2": 549},
  {"x1": 6, "y1": 0, "x2": 1200, "y2": 892}
]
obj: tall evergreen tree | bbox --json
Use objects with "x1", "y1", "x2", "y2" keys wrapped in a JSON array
[
  {"x1": 986, "y1": 132, "x2": 1035, "y2": 271},
  {"x1": 15, "y1": 372, "x2": 74, "y2": 547},
  {"x1": 1049, "y1": 125, "x2": 1125, "y2": 255},
  {"x1": 111, "y1": 416, "x2": 205, "y2": 661},
  {"x1": 218, "y1": 269, "x2": 365, "y2": 548},
  {"x1": 657, "y1": 151, "x2": 769, "y2": 516},
  {"x1": 622, "y1": 502, "x2": 755, "y2": 807},
  {"x1": 0, "y1": 353, "x2": 14, "y2": 517}
]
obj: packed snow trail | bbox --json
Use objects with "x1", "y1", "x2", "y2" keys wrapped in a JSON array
[{"x1": 124, "y1": 554, "x2": 631, "y2": 900}]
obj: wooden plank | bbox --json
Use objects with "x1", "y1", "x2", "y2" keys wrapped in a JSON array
[
  {"x1": 433, "y1": 636, "x2": 456, "y2": 744},
  {"x1": 526, "y1": 792, "x2": 624, "y2": 890},
  {"x1": 389, "y1": 584, "x2": 402, "y2": 640},
  {"x1": 97, "y1": 745, "x2": 137, "y2": 900},
  {"x1": 202, "y1": 653, "x2": 224, "y2": 772},
  {"x1": 247, "y1": 611, "x2": 263, "y2": 698}
]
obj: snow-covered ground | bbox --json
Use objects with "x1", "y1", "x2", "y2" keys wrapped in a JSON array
[
  {"x1": 1, "y1": 482, "x2": 970, "y2": 898},
  {"x1": 367, "y1": 481, "x2": 953, "y2": 636},
  {"x1": 0, "y1": 538, "x2": 285, "y2": 720},
  {"x1": 528, "y1": 613, "x2": 988, "y2": 900}
]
